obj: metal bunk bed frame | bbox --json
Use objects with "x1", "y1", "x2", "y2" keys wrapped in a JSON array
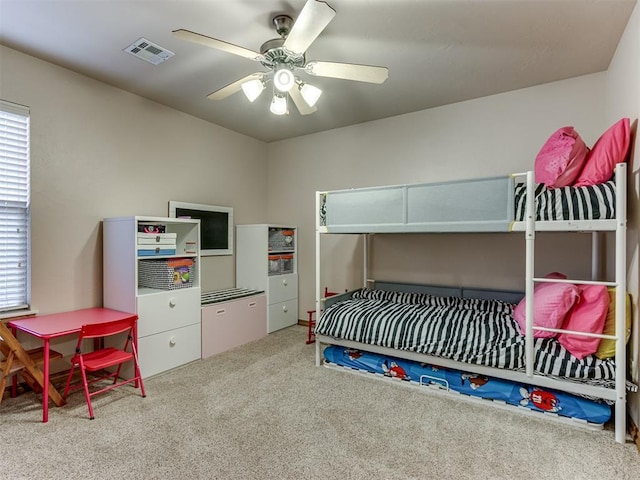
[{"x1": 314, "y1": 163, "x2": 628, "y2": 443}]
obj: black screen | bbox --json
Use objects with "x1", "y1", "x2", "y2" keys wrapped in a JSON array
[{"x1": 175, "y1": 208, "x2": 228, "y2": 250}]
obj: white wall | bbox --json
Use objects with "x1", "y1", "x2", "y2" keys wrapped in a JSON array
[
  {"x1": 605, "y1": 1, "x2": 640, "y2": 430},
  {"x1": 267, "y1": 72, "x2": 608, "y2": 313},
  {"x1": 0, "y1": 45, "x2": 268, "y2": 315}
]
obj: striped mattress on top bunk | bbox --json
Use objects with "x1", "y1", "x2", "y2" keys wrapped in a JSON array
[{"x1": 514, "y1": 180, "x2": 616, "y2": 221}]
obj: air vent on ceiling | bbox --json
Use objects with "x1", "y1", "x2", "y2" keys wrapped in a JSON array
[{"x1": 124, "y1": 37, "x2": 174, "y2": 65}]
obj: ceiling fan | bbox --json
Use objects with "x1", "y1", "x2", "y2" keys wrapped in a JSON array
[{"x1": 172, "y1": 0, "x2": 389, "y2": 116}]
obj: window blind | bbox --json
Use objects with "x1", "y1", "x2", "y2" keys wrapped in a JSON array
[{"x1": 0, "y1": 100, "x2": 30, "y2": 312}]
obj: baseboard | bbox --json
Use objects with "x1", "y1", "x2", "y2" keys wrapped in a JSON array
[{"x1": 298, "y1": 319, "x2": 310, "y2": 327}]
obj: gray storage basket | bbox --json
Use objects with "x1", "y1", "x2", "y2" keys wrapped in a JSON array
[
  {"x1": 138, "y1": 258, "x2": 195, "y2": 290},
  {"x1": 268, "y1": 228, "x2": 295, "y2": 251}
]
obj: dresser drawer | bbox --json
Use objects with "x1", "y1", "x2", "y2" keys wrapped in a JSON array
[
  {"x1": 137, "y1": 287, "x2": 200, "y2": 337},
  {"x1": 268, "y1": 299, "x2": 298, "y2": 333},
  {"x1": 268, "y1": 273, "x2": 297, "y2": 304},
  {"x1": 201, "y1": 294, "x2": 267, "y2": 358},
  {"x1": 137, "y1": 323, "x2": 201, "y2": 379}
]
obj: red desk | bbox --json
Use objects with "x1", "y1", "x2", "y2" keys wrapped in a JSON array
[{"x1": 8, "y1": 307, "x2": 138, "y2": 423}]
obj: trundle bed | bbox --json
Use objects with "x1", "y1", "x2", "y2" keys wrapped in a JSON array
[{"x1": 314, "y1": 163, "x2": 632, "y2": 443}]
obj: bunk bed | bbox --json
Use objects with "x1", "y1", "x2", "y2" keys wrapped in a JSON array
[{"x1": 314, "y1": 162, "x2": 632, "y2": 443}]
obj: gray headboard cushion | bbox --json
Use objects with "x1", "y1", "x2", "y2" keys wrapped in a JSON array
[
  {"x1": 323, "y1": 290, "x2": 357, "y2": 309},
  {"x1": 461, "y1": 287, "x2": 524, "y2": 304},
  {"x1": 375, "y1": 281, "x2": 523, "y2": 304},
  {"x1": 321, "y1": 281, "x2": 524, "y2": 310},
  {"x1": 374, "y1": 281, "x2": 462, "y2": 298}
]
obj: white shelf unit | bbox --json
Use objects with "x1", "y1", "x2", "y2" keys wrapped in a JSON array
[
  {"x1": 236, "y1": 225, "x2": 298, "y2": 333},
  {"x1": 103, "y1": 216, "x2": 202, "y2": 378}
]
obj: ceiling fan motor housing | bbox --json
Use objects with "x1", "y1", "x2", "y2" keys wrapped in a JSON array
[
  {"x1": 260, "y1": 42, "x2": 305, "y2": 71},
  {"x1": 260, "y1": 14, "x2": 306, "y2": 70}
]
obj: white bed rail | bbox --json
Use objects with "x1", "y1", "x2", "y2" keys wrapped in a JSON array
[{"x1": 614, "y1": 162, "x2": 627, "y2": 444}]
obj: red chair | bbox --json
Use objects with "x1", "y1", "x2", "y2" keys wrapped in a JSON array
[
  {"x1": 306, "y1": 287, "x2": 339, "y2": 344},
  {"x1": 63, "y1": 317, "x2": 146, "y2": 420}
]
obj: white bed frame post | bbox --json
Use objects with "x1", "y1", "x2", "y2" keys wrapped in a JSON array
[
  {"x1": 364, "y1": 234, "x2": 369, "y2": 288},
  {"x1": 614, "y1": 162, "x2": 627, "y2": 444},
  {"x1": 315, "y1": 191, "x2": 322, "y2": 367},
  {"x1": 524, "y1": 171, "x2": 535, "y2": 377},
  {"x1": 591, "y1": 232, "x2": 600, "y2": 281}
]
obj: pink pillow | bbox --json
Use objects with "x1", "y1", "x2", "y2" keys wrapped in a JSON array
[
  {"x1": 514, "y1": 281, "x2": 580, "y2": 338},
  {"x1": 557, "y1": 285, "x2": 609, "y2": 359},
  {"x1": 535, "y1": 126, "x2": 589, "y2": 187},
  {"x1": 573, "y1": 118, "x2": 630, "y2": 187}
]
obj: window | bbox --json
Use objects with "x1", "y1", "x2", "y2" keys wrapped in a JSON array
[{"x1": 0, "y1": 100, "x2": 30, "y2": 312}]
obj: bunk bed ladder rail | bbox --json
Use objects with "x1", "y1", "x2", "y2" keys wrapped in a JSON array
[
  {"x1": 614, "y1": 162, "x2": 627, "y2": 444},
  {"x1": 522, "y1": 163, "x2": 628, "y2": 444},
  {"x1": 524, "y1": 170, "x2": 536, "y2": 380}
]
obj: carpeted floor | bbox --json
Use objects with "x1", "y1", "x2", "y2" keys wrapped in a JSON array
[{"x1": 1, "y1": 325, "x2": 639, "y2": 480}]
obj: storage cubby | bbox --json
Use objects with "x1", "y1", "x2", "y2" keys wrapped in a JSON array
[
  {"x1": 236, "y1": 225, "x2": 298, "y2": 333},
  {"x1": 103, "y1": 216, "x2": 201, "y2": 378}
]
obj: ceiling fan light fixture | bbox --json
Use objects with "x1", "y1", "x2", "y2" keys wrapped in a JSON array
[
  {"x1": 241, "y1": 78, "x2": 265, "y2": 102},
  {"x1": 273, "y1": 67, "x2": 295, "y2": 92},
  {"x1": 174, "y1": 0, "x2": 389, "y2": 119},
  {"x1": 299, "y1": 83, "x2": 322, "y2": 107},
  {"x1": 270, "y1": 93, "x2": 288, "y2": 115}
]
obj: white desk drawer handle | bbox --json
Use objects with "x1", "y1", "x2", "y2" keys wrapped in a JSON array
[
  {"x1": 282, "y1": 279, "x2": 288, "y2": 286},
  {"x1": 169, "y1": 298, "x2": 176, "y2": 308},
  {"x1": 169, "y1": 336, "x2": 176, "y2": 347},
  {"x1": 282, "y1": 305, "x2": 288, "y2": 313},
  {"x1": 216, "y1": 309, "x2": 226, "y2": 315}
]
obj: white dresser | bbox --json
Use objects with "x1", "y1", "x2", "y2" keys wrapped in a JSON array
[
  {"x1": 236, "y1": 225, "x2": 298, "y2": 333},
  {"x1": 103, "y1": 216, "x2": 201, "y2": 378}
]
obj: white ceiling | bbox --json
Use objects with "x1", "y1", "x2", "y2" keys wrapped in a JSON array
[{"x1": 0, "y1": 0, "x2": 636, "y2": 143}]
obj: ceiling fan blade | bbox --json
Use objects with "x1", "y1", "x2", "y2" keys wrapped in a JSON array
[
  {"x1": 207, "y1": 73, "x2": 264, "y2": 100},
  {"x1": 305, "y1": 61, "x2": 389, "y2": 84},
  {"x1": 283, "y1": 0, "x2": 336, "y2": 54},
  {"x1": 290, "y1": 85, "x2": 317, "y2": 115},
  {"x1": 173, "y1": 29, "x2": 263, "y2": 61}
]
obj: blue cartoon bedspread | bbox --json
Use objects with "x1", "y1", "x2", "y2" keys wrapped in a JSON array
[{"x1": 323, "y1": 345, "x2": 611, "y2": 425}]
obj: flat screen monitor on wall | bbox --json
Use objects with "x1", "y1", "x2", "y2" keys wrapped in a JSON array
[{"x1": 168, "y1": 201, "x2": 233, "y2": 256}]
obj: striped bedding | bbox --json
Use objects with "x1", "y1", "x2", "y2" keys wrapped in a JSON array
[
  {"x1": 315, "y1": 289, "x2": 616, "y2": 382},
  {"x1": 514, "y1": 180, "x2": 616, "y2": 221}
]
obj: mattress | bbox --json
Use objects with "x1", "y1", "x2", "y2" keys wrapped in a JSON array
[
  {"x1": 514, "y1": 180, "x2": 616, "y2": 221},
  {"x1": 323, "y1": 345, "x2": 612, "y2": 425},
  {"x1": 315, "y1": 289, "x2": 616, "y2": 382}
]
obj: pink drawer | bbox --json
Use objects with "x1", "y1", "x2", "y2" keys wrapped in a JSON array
[{"x1": 201, "y1": 294, "x2": 267, "y2": 358}]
